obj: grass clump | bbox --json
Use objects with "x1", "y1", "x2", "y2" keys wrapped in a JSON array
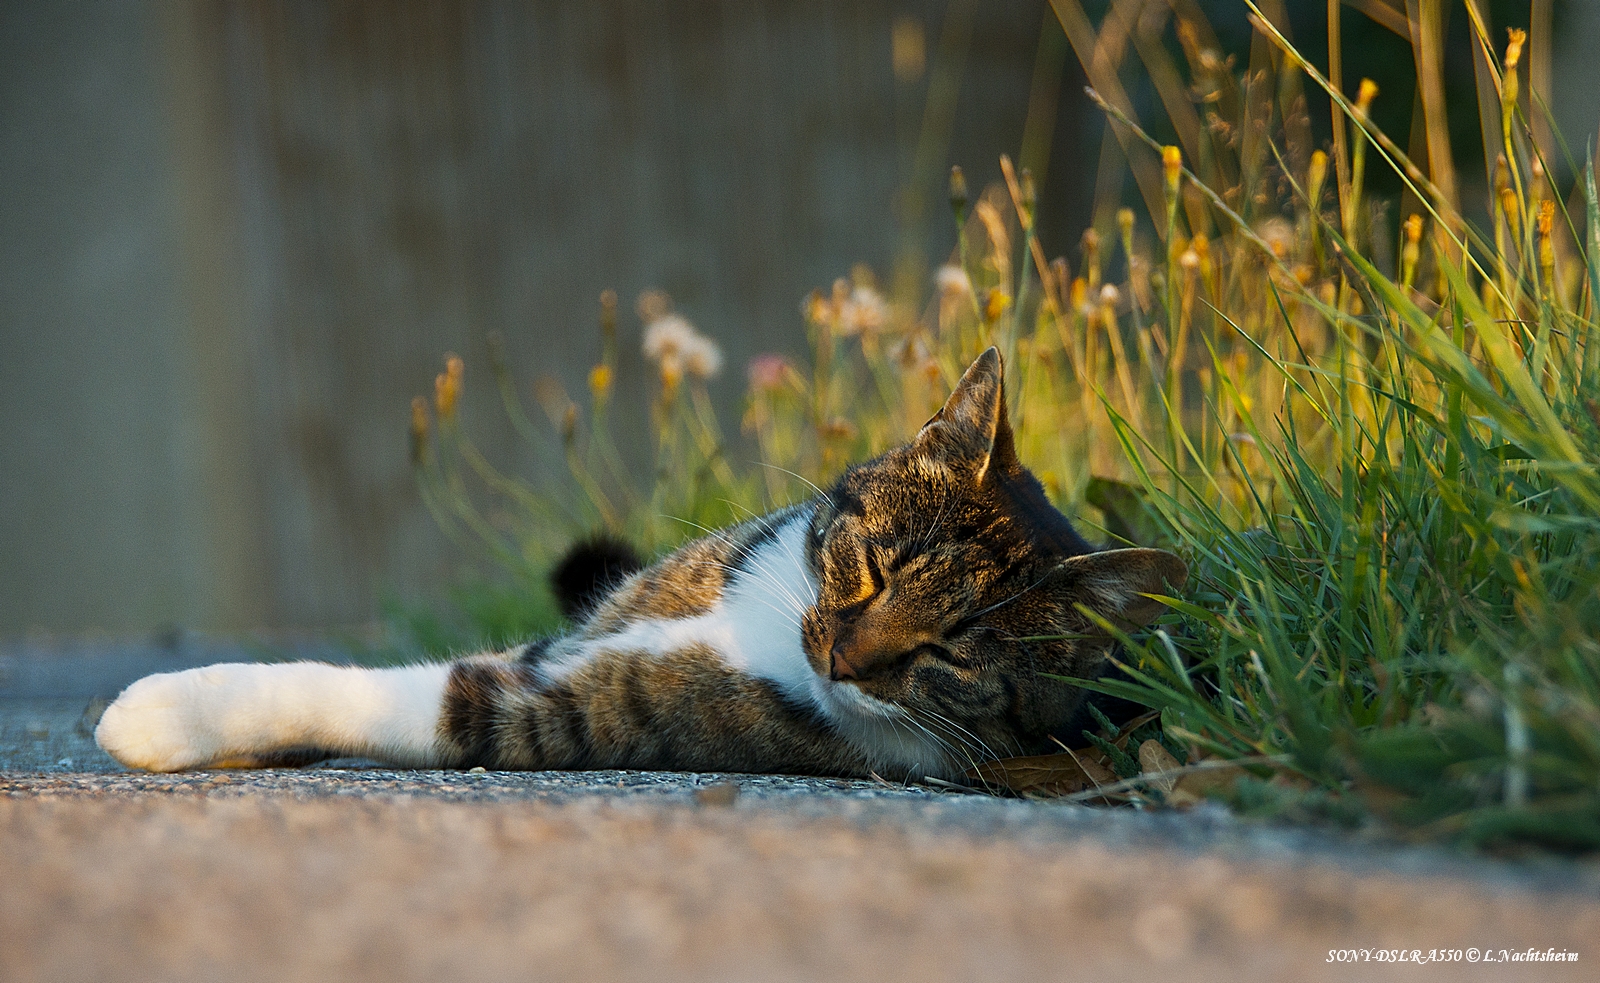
[{"x1": 409, "y1": 1, "x2": 1600, "y2": 850}]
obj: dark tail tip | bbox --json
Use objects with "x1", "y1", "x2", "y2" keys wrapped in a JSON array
[{"x1": 550, "y1": 534, "x2": 648, "y2": 620}]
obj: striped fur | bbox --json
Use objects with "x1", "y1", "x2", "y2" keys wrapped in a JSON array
[{"x1": 97, "y1": 349, "x2": 1186, "y2": 779}]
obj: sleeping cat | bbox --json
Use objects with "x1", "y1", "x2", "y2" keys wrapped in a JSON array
[{"x1": 95, "y1": 348, "x2": 1185, "y2": 781}]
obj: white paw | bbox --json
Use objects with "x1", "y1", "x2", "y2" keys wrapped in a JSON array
[{"x1": 95, "y1": 666, "x2": 237, "y2": 772}]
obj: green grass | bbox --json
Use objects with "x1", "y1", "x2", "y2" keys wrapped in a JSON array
[{"x1": 405, "y1": 1, "x2": 1600, "y2": 850}]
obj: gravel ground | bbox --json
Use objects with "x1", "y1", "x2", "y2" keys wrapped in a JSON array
[{"x1": 4, "y1": 639, "x2": 1599, "y2": 982}]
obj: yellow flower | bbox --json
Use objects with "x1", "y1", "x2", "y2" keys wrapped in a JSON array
[
  {"x1": 1161, "y1": 145, "x2": 1183, "y2": 192},
  {"x1": 1537, "y1": 199, "x2": 1555, "y2": 239},
  {"x1": 588, "y1": 364, "x2": 613, "y2": 400},
  {"x1": 660, "y1": 359, "x2": 683, "y2": 393},
  {"x1": 1069, "y1": 277, "x2": 1089, "y2": 315},
  {"x1": 434, "y1": 355, "x2": 463, "y2": 420},
  {"x1": 1504, "y1": 28, "x2": 1526, "y2": 70},
  {"x1": 1500, "y1": 186, "x2": 1521, "y2": 239},
  {"x1": 983, "y1": 288, "x2": 1011, "y2": 323},
  {"x1": 1355, "y1": 78, "x2": 1379, "y2": 114},
  {"x1": 803, "y1": 289, "x2": 830, "y2": 326},
  {"x1": 409, "y1": 396, "x2": 429, "y2": 465}
]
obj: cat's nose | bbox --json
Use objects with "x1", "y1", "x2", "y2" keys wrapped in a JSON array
[{"x1": 829, "y1": 643, "x2": 859, "y2": 681}]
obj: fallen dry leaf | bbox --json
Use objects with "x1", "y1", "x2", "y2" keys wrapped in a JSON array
[
  {"x1": 1168, "y1": 761, "x2": 1249, "y2": 808},
  {"x1": 1137, "y1": 739, "x2": 1182, "y2": 796},
  {"x1": 967, "y1": 750, "x2": 1119, "y2": 799}
]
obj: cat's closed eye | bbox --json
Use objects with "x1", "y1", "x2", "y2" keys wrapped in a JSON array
[
  {"x1": 918, "y1": 643, "x2": 971, "y2": 669},
  {"x1": 863, "y1": 550, "x2": 886, "y2": 594}
]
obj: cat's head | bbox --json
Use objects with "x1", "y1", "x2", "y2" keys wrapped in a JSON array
[{"x1": 799, "y1": 347, "x2": 1186, "y2": 764}]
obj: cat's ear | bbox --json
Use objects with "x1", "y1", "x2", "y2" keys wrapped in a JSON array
[
  {"x1": 913, "y1": 347, "x2": 1019, "y2": 480},
  {"x1": 1053, "y1": 548, "x2": 1188, "y2": 628}
]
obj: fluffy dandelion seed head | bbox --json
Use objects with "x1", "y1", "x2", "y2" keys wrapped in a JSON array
[
  {"x1": 936, "y1": 264, "x2": 972, "y2": 298},
  {"x1": 641, "y1": 307, "x2": 720, "y2": 381},
  {"x1": 642, "y1": 314, "x2": 699, "y2": 364},
  {"x1": 842, "y1": 285, "x2": 889, "y2": 335},
  {"x1": 1180, "y1": 248, "x2": 1201, "y2": 271},
  {"x1": 1258, "y1": 217, "x2": 1294, "y2": 260},
  {"x1": 1099, "y1": 283, "x2": 1121, "y2": 306},
  {"x1": 681, "y1": 333, "x2": 723, "y2": 379}
]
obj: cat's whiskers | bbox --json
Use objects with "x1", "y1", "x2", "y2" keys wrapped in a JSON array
[
  {"x1": 733, "y1": 556, "x2": 812, "y2": 629},
  {"x1": 962, "y1": 570, "x2": 1054, "y2": 624},
  {"x1": 912, "y1": 706, "x2": 1008, "y2": 765},
  {"x1": 894, "y1": 713, "x2": 967, "y2": 778},
  {"x1": 754, "y1": 461, "x2": 826, "y2": 500},
  {"x1": 663, "y1": 556, "x2": 808, "y2": 632}
]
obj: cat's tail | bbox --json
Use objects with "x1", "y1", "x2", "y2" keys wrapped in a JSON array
[
  {"x1": 550, "y1": 533, "x2": 647, "y2": 619},
  {"x1": 94, "y1": 660, "x2": 462, "y2": 772}
]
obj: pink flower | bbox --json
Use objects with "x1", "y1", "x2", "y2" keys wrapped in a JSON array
[{"x1": 747, "y1": 353, "x2": 797, "y2": 394}]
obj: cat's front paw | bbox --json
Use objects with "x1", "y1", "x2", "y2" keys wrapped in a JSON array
[{"x1": 95, "y1": 667, "x2": 232, "y2": 772}]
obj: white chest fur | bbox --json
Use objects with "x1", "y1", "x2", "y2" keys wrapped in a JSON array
[{"x1": 539, "y1": 512, "x2": 953, "y2": 778}]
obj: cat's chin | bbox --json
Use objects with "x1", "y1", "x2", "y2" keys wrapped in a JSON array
[{"x1": 813, "y1": 675, "x2": 899, "y2": 721}]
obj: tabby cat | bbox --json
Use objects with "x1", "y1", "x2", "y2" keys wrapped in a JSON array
[{"x1": 95, "y1": 349, "x2": 1186, "y2": 781}]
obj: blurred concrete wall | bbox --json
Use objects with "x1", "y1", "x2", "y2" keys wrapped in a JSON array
[
  {"x1": 7, "y1": 0, "x2": 1595, "y2": 637},
  {"x1": 1, "y1": 0, "x2": 1089, "y2": 634}
]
